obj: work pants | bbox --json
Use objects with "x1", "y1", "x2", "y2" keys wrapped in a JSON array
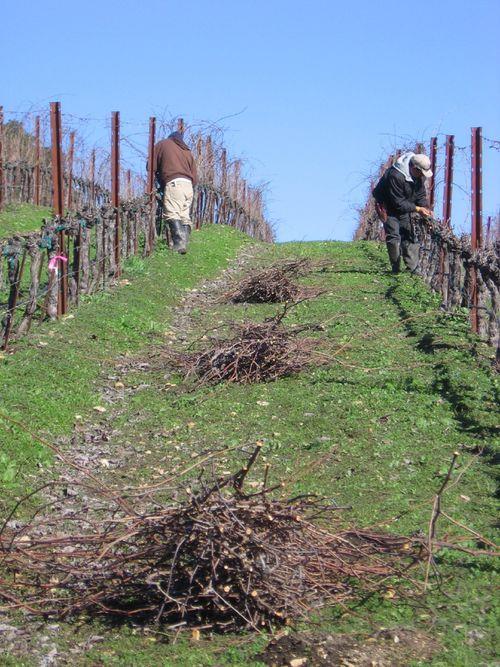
[
  {"x1": 384, "y1": 215, "x2": 420, "y2": 271},
  {"x1": 163, "y1": 178, "x2": 194, "y2": 227}
]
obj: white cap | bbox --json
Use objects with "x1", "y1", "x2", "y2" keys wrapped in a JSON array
[{"x1": 411, "y1": 154, "x2": 433, "y2": 178}]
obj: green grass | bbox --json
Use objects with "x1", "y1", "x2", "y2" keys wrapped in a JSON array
[
  {"x1": 0, "y1": 203, "x2": 52, "y2": 237},
  {"x1": 0, "y1": 225, "x2": 253, "y2": 498},
  {"x1": 0, "y1": 232, "x2": 498, "y2": 666}
]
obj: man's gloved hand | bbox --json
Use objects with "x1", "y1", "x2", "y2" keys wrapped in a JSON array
[{"x1": 415, "y1": 206, "x2": 433, "y2": 217}]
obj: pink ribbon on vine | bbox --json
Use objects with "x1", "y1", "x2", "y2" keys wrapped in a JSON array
[{"x1": 48, "y1": 255, "x2": 68, "y2": 273}]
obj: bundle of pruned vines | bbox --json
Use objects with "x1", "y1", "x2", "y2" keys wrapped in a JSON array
[
  {"x1": 225, "y1": 259, "x2": 315, "y2": 304},
  {"x1": 0, "y1": 445, "x2": 422, "y2": 631},
  {"x1": 177, "y1": 311, "x2": 325, "y2": 385}
]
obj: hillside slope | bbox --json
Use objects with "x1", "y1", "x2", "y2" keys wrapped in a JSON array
[{"x1": 0, "y1": 229, "x2": 498, "y2": 666}]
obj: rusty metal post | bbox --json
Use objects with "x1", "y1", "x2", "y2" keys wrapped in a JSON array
[
  {"x1": 34, "y1": 115, "x2": 41, "y2": 206},
  {"x1": 471, "y1": 127, "x2": 483, "y2": 249},
  {"x1": 0, "y1": 106, "x2": 3, "y2": 212},
  {"x1": 442, "y1": 135, "x2": 454, "y2": 227},
  {"x1": 50, "y1": 103, "x2": 64, "y2": 215},
  {"x1": 470, "y1": 127, "x2": 483, "y2": 334},
  {"x1": 195, "y1": 135, "x2": 203, "y2": 229},
  {"x1": 111, "y1": 111, "x2": 120, "y2": 275},
  {"x1": 147, "y1": 117, "x2": 156, "y2": 196},
  {"x1": 233, "y1": 160, "x2": 241, "y2": 228},
  {"x1": 50, "y1": 101, "x2": 67, "y2": 315},
  {"x1": 66, "y1": 130, "x2": 75, "y2": 210},
  {"x1": 146, "y1": 116, "x2": 156, "y2": 251},
  {"x1": 89, "y1": 149, "x2": 96, "y2": 207},
  {"x1": 429, "y1": 137, "x2": 437, "y2": 211},
  {"x1": 219, "y1": 148, "x2": 228, "y2": 224}
]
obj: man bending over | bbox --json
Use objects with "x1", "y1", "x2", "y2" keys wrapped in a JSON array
[{"x1": 373, "y1": 152, "x2": 433, "y2": 274}]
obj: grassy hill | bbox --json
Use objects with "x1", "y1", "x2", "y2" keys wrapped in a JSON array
[
  {"x1": 0, "y1": 226, "x2": 498, "y2": 666},
  {"x1": 0, "y1": 203, "x2": 52, "y2": 236}
]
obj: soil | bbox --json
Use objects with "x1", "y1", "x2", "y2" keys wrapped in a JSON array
[{"x1": 258, "y1": 628, "x2": 441, "y2": 667}]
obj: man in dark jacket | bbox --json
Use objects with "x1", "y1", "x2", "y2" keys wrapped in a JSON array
[
  {"x1": 153, "y1": 131, "x2": 198, "y2": 254},
  {"x1": 373, "y1": 152, "x2": 433, "y2": 273}
]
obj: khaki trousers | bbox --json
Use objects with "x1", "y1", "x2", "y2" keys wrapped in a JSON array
[{"x1": 163, "y1": 178, "x2": 194, "y2": 227}]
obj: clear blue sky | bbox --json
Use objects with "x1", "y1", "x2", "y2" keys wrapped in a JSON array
[{"x1": 1, "y1": 0, "x2": 499, "y2": 241}]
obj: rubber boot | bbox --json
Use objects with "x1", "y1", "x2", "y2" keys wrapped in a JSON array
[
  {"x1": 168, "y1": 220, "x2": 185, "y2": 253},
  {"x1": 181, "y1": 224, "x2": 191, "y2": 254},
  {"x1": 386, "y1": 241, "x2": 401, "y2": 274},
  {"x1": 391, "y1": 257, "x2": 401, "y2": 274}
]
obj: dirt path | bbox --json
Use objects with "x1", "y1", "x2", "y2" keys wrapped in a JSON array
[
  {"x1": 1, "y1": 239, "x2": 496, "y2": 666},
  {"x1": 1, "y1": 242, "x2": 266, "y2": 665}
]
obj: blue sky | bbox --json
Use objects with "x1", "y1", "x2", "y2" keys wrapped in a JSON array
[{"x1": 1, "y1": 0, "x2": 499, "y2": 241}]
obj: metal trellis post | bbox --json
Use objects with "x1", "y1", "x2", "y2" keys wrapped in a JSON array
[
  {"x1": 111, "y1": 111, "x2": 120, "y2": 275},
  {"x1": 470, "y1": 127, "x2": 483, "y2": 334},
  {"x1": 50, "y1": 101, "x2": 68, "y2": 316},
  {"x1": 147, "y1": 116, "x2": 156, "y2": 252},
  {"x1": 442, "y1": 135, "x2": 454, "y2": 227},
  {"x1": 429, "y1": 137, "x2": 437, "y2": 211},
  {"x1": 34, "y1": 115, "x2": 41, "y2": 206},
  {"x1": 66, "y1": 130, "x2": 75, "y2": 210},
  {"x1": 90, "y1": 149, "x2": 96, "y2": 208}
]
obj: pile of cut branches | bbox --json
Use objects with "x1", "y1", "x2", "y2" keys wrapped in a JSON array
[
  {"x1": 178, "y1": 314, "x2": 323, "y2": 385},
  {"x1": 0, "y1": 446, "x2": 420, "y2": 631},
  {"x1": 226, "y1": 259, "x2": 317, "y2": 303}
]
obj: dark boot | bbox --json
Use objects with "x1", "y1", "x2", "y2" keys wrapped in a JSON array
[
  {"x1": 176, "y1": 223, "x2": 190, "y2": 255},
  {"x1": 181, "y1": 224, "x2": 191, "y2": 253},
  {"x1": 391, "y1": 257, "x2": 401, "y2": 274},
  {"x1": 386, "y1": 238, "x2": 401, "y2": 274},
  {"x1": 168, "y1": 220, "x2": 185, "y2": 253}
]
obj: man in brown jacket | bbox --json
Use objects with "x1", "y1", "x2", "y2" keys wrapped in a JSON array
[{"x1": 153, "y1": 131, "x2": 198, "y2": 254}]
